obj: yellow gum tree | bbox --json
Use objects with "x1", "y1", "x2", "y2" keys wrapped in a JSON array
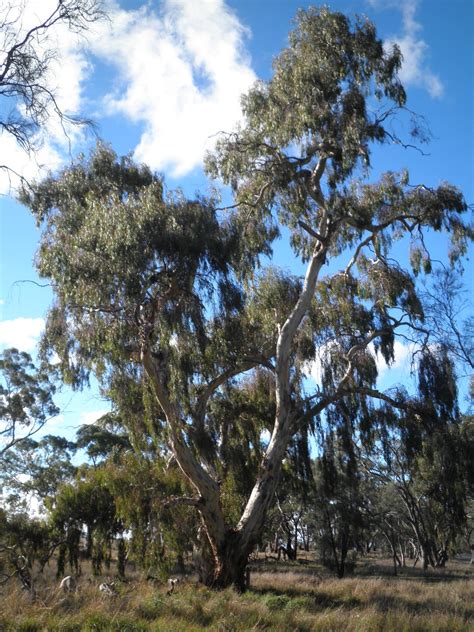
[{"x1": 21, "y1": 7, "x2": 472, "y2": 589}]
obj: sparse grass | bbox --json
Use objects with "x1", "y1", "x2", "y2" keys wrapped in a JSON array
[{"x1": 0, "y1": 558, "x2": 472, "y2": 631}]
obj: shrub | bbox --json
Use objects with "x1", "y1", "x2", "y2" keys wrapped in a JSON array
[
  {"x1": 82, "y1": 613, "x2": 110, "y2": 632},
  {"x1": 136, "y1": 594, "x2": 165, "y2": 621},
  {"x1": 265, "y1": 594, "x2": 290, "y2": 611}
]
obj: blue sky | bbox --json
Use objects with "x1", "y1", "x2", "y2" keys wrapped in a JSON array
[{"x1": 1, "y1": 0, "x2": 473, "y2": 441}]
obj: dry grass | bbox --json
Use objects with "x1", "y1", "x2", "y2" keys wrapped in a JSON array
[{"x1": 0, "y1": 558, "x2": 472, "y2": 631}]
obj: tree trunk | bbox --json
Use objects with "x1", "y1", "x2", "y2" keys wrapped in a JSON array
[
  {"x1": 86, "y1": 525, "x2": 93, "y2": 558},
  {"x1": 117, "y1": 537, "x2": 126, "y2": 579},
  {"x1": 198, "y1": 529, "x2": 251, "y2": 592}
]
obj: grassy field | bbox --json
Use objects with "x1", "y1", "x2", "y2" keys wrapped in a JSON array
[{"x1": 0, "y1": 557, "x2": 472, "y2": 631}]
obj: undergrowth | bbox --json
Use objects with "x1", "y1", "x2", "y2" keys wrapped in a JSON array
[{"x1": 0, "y1": 560, "x2": 472, "y2": 631}]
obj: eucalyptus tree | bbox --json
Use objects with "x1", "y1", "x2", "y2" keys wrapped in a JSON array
[
  {"x1": 21, "y1": 143, "x2": 276, "y2": 588},
  {"x1": 361, "y1": 347, "x2": 469, "y2": 568},
  {"x1": 0, "y1": 434, "x2": 77, "y2": 513},
  {"x1": 21, "y1": 7, "x2": 472, "y2": 589},
  {"x1": 204, "y1": 6, "x2": 470, "y2": 583},
  {"x1": 0, "y1": 348, "x2": 59, "y2": 456},
  {"x1": 311, "y1": 429, "x2": 366, "y2": 577}
]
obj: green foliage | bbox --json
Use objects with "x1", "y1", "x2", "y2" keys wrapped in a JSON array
[
  {"x1": 20, "y1": 143, "x2": 268, "y2": 390},
  {"x1": 265, "y1": 594, "x2": 290, "y2": 610},
  {"x1": 312, "y1": 430, "x2": 365, "y2": 577},
  {"x1": 0, "y1": 348, "x2": 58, "y2": 455},
  {"x1": 75, "y1": 415, "x2": 132, "y2": 464},
  {"x1": 0, "y1": 510, "x2": 54, "y2": 592},
  {"x1": 13, "y1": 620, "x2": 41, "y2": 632},
  {"x1": 363, "y1": 352, "x2": 469, "y2": 569},
  {"x1": 0, "y1": 435, "x2": 76, "y2": 512},
  {"x1": 102, "y1": 452, "x2": 197, "y2": 571}
]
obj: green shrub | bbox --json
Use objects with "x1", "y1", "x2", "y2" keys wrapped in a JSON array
[
  {"x1": 265, "y1": 594, "x2": 290, "y2": 611},
  {"x1": 82, "y1": 613, "x2": 110, "y2": 632},
  {"x1": 284, "y1": 596, "x2": 313, "y2": 612},
  {"x1": 136, "y1": 594, "x2": 165, "y2": 621},
  {"x1": 16, "y1": 620, "x2": 41, "y2": 632},
  {"x1": 0, "y1": 618, "x2": 12, "y2": 632}
]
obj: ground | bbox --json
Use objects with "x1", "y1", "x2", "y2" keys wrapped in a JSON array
[{"x1": 0, "y1": 556, "x2": 472, "y2": 631}]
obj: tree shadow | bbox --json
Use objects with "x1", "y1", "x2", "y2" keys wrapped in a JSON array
[
  {"x1": 369, "y1": 592, "x2": 474, "y2": 620},
  {"x1": 249, "y1": 585, "x2": 362, "y2": 610},
  {"x1": 355, "y1": 561, "x2": 473, "y2": 583}
]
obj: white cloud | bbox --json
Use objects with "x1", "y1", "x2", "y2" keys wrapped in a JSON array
[
  {"x1": 372, "y1": 340, "x2": 414, "y2": 377},
  {"x1": 0, "y1": 317, "x2": 45, "y2": 352},
  {"x1": 2, "y1": 0, "x2": 256, "y2": 190},
  {"x1": 42, "y1": 413, "x2": 65, "y2": 429},
  {"x1": 78, "y1": 409, "x2": 109, "y2": 426},
  {"x1": 393, "y1": 2, "x2": 443, "y2": 98},
  {"x1": 370, "y1": 0, "x2": 443, "y2": 98},
  {"x1": 0, "y1": 131, "x2": 64, "y2": 194},
  {"x1": 91, "y1": 0, "x2": 256, "y2": 176}
]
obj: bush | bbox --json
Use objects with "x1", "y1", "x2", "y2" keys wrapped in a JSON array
[
  {"x1": 265, "y1": 594, "x2": 290, "y2": 611},
  {"x1": 136, "y1": 594, "x2": 165, "y2": 621},
  {"x1": 82, "y1": 613, "x2": 110, "y2": 632}
]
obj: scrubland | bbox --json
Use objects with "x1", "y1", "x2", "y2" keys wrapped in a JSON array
[{"x1": 1, "y1": 558, "x2": 472, "y2": 631}]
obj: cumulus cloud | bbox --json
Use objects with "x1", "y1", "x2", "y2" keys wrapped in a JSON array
[
  {"x1": 78, "y1": 409, "x2": 110, "y2": 426},
  {"x1": 372, "y1": 340, "x2": 414, "y2": 377},
  {"x1": 368, "y1": 0, "x2": 443, "y2": 97},
  {"x1": 0, "y1": 317, "x2": 45, "y2": 352},
  {"x1": 2, "y1": 0, "x2": 256, "y2": 190},
  {"x1": 91, "y1": 0, "x2": 256, "y2": 176}
]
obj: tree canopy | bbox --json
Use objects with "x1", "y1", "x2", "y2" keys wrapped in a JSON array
[{"x1": 0, "y1": 348, "x2": 59, "y2": 457}]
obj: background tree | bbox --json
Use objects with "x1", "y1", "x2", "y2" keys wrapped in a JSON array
[
  {"x1": 0, "y1": 348, "x2": 58, "y2": 457},
  {"x1": 0, "y1": 0, "x2": 104, "y2": 185},
  {"x1": 362, "y1": 347, "x2": 469, "y2": 569},
  {"x1": 0, "y1": 434, "x2": 76, "y2": 513},
  {"x1": 75, "y1": 414, "x2": 133, "y2": 466},
  {"x1": 50, "y1": 467, "x2": 120, "y2": 577},
  {"x1": 21, "y1": 7, "x2": 472, "y2": 589},
  {"x1": 312, "y1": 431, "x2": 365, "y2": 578},
  {"x1": 0, "y1": 509, "x2": 56, "y2": 597},
  {"x1": 422, "y1": 268, "x2": 473, "y2": 401}
]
